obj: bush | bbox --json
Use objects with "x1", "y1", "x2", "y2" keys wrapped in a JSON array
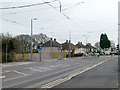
[
  {"x1": 2, "y1": 54, "x2": 13, "y2": 63},
  {"x1": 24, "y1": 49, "x2": 38, "y2": 54},
  {"x1": 74, "y1": 53, "x2": 83, "y2": 57},
  {"x1": 33, "y1": 49, "x2": 38, "y2": 53},
  {"x1": 66, "y1": 53, "x2": 83, "y2": 58},
  {"x1": 24, "y1": 51, "x2": 31, "y2": 54}
]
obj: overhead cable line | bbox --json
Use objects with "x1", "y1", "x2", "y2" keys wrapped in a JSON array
[
  {"x1": 0, "y1": 0, "x2": 56, "y2": 10},
  {"x1": 43, "y1": 0, "x2": 86, "y2": 30},
  {"x1": 62, "y1": 2, "x2": 84, "y2": 11}
]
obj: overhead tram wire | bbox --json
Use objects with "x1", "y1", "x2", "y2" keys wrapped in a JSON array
[
  {"x1": 43, "y1": 0, "x2": 86, "y2": 30},
  {"x1": 0, "y1": 0, "x2": 56, "y2": 10},
  {"x1": 2, "y1": 17, "x2": 57, "y2": 36},
  {"x1": 2, "y1": 17, "x2": 90, "y2": 43},
  {"x1": 62, "y1": 2, "x2": 85, "y2": 11},
  {"x1": 1, "y1": 1, "x2": 84, "y2": 16}
]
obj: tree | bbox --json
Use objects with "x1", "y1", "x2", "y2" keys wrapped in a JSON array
[
  {"x1": 100, "y1": 33, "x2": 111, "y2": 49},
  {"x1": 15, "y1": 33, "x2": 49, "y2": 50}
]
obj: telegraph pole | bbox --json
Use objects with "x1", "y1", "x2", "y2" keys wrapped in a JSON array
[
  {"x1": 50, "y1": 38, "x2": 52, "y2": 59},
  {"x1": 69, "y1": 30, "x2": 71, "y2": 58},
  {"x1": 6, "y1": 44, "x2": 7, "y2": 63},
  {"x1": 30, "y1": 19, "x2": 33, "y2": 61},
  {"x1": 22, "y1": 38, "x2": 24, "y2": 60}
]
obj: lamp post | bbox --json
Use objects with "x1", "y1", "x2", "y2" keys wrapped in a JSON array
[{"x1": 30, "y1": 18, "x2": 37, "y2": 61}]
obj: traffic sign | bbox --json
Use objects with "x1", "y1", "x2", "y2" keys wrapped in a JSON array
[
  {"x1": 68, "y1": 49, "x2": 70, "y2": 53},
  {"x1": 23, "y1": 48, "x2": 25, "y2": 51},
  {"x1": 40, "y1": 45, "x2": 42, "y2": 50}
]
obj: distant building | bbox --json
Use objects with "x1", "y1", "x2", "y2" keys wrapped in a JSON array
[
  {"x1": 74, "y1": 42, "x2": 86, "y2": 54},
  {"x1": 62, "y1": 40, "x2": 77, "y2": 52},
  {"x1": 41, "y1": 38, "x2": 61, "y2": 59},
  {"x1": 85, "y1": 43, "x2": 96, "y2": 53}
]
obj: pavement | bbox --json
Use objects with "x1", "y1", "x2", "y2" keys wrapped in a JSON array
[{"x1": 1, "y1": 56, "x2": 118, "y2": 89}]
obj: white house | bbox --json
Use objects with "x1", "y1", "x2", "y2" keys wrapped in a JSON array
[{"x1": 74, "y1": 42, "x2": 86, "y2": 54}]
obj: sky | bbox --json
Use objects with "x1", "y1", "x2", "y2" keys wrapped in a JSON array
[{"x1": 0, "y1": 0, "x2": 119, "y2": 46}]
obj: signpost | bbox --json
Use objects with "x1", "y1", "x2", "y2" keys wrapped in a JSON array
[
  {"x1": 39, "y1": 45, "x2": 42, "y2": 61},
  {"x1": 68, "y1": 48, "x2": 70, "y2": 58},
  {"x1": 60, "y1": 45, "x2": 63, "y2": 52},
  {"x1": 22, "y1": 48, "x2": 25, "y2": 59}
]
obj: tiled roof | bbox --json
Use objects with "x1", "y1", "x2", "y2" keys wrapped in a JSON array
[
  {"x1": 43, "y1": 38, "x2": 60, "y2": 47},
  {"x1": 62, "y1": 40, "x2": 77, "y2": 50},
  {"x1": 76, "y1": 42, "x2": 85, "y2": 48}
]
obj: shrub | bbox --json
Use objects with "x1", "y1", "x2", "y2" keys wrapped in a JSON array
[
  {"x1": 24, "y1": 49, "x2": 38, "y2": 54},
  {"x1": 33, "y1": 49, "x2": 38, "y2": 53},
  {"x1": 2, "y1": 54, "x2": 13, "y2": 63},
  {"x1": 74, "y1": 53, "x2": 83, "y2": 57}
]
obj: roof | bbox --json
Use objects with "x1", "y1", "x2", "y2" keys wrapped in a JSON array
[
  {"x1": 85, "y1": 43, "x2": 96, "y2": 49},
  {"x1": 43, "y1": 38, "x2": 60, "y2": 47},
  {"x1": 62, "y1": 40, "x2": 77, "y2": 50},
  {"x1": 76, "y1": 42, "x2": 85, "y2": 48}
]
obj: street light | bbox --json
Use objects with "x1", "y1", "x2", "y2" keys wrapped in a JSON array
[
  {"x1": 31, "y1": 18, "x2": 37, "y2": 61},
  {"x1": 83, "y1": 35, "x2": 87, "y2": 45}
]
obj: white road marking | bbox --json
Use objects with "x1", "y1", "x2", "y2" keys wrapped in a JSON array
[
  {"x1": 0, "y1": 76, "x2": 5, "y2": 79},
  {"x1": 2, "y1": 62, "x2": 36, "y2": 68},
  {"x1": 29, "y1": 68, "x2": 42, "y2": 72},
  {"x1": 13, "y1": 70, "x2": 28, "y2": 76},
  {"x1": 3, "y1": 74, "x2": 32, "y2": 81},
  {"x1": 39, "y1": 67, "x2": 52, "y2": 70},
  {"x1": 2, "y1": 70, "x2": 14, "y2": 73},
  {"x1": 41, "y1": 59, "x2": 110, "y2": 88}
]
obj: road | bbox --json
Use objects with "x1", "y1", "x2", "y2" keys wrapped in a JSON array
[
  {"x1": 2, "y1": 56, "x2": 118, "y2": 89},
  {"x1": 53, "y1": 56, "x2": 118, "y2": 89}
]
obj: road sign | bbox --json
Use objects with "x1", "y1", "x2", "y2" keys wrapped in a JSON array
[
  {"x1": 40, "y1": 45, "x2": 42, "y2": 50},
  {"x1": 68, "y1": 49, "x2": 70, "y2": 53},
  {"x1": 23, "y1": 48, "x2": 25, "y2": 51}
]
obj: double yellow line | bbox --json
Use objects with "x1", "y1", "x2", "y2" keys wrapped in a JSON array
[{"x1": 41, "y1": 59, "x2": 110, "y2": 88}]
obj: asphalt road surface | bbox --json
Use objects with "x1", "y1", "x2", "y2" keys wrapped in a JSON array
[
  {"x1": 2, "y1": 56, "x2": 118, "y2": 89},
  {"x1": 53, "y1": 56, "x2": 118, "y2": 88}
]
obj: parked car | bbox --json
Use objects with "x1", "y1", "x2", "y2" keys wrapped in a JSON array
[{"x1": 100, "y1": 53, "x2": 104, "y2": 55}]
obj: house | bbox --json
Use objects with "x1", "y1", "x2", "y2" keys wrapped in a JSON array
[
  {"x1": 85, "y1": 43, "x2": 96, "y2": 53},
  {"x1": 62, "y1": 40, "x2": 77, "y2": 53},
  {"x1": 74, "y1": 42, "x2": 86, "y2": 54},
  {"x1": 41, "y1": 38, "x2": 61, "y2": 59}
]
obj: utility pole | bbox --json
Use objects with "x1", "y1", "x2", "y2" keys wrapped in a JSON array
[
  {"x1": 22, "y1": 38, "x2": 24, "y2": 60},
  {"x1": 83, "y1": 35, "x2": 87, "y2": 45},
  {"x1": 30, "y1": 19, "x2": 33, "y2": 61},
  {"x1": 57, "y1": 0, "x2": 61, "y2": 12},
  {"x1": 86, "y1": 36, "x2": 87, "y2": 45},
  {"x1": 6, "y1": 44, "x2": 7, "y2": 63},
  {"x1": 30, "y1": 18, "x2": 37, "y2": 61},
  {"x1": 69, "y1": 30, "x2": 71, "y2": 58},
  {"x1": 50, "y1": 38, "x2": 52, "y2": 59}
]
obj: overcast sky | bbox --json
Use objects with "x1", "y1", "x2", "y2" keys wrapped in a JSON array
[{"x1": 0, "y1": 0, "x2": 119, "y2": 45}]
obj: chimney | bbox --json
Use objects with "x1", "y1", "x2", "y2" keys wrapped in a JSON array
[
  {"x1": 54, "y1": 38, "x2": 56, "y2": 42},
  {"x1": 66, "y1": 40, "x2": 68, "y2": 43},
  {"x1": 69, "y1": 40, "x2": 71, "y2": 43},
  {"x1": 50, "y1": 38, "x2": 52, "y2": 41}
]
